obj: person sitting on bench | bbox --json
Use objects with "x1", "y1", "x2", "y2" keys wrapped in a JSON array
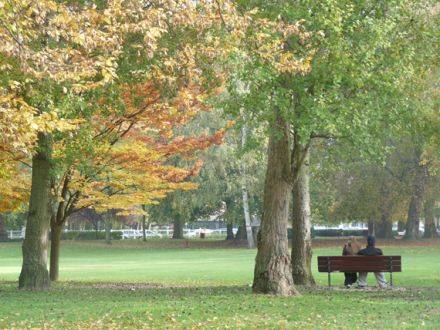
[
  {"x1": 342, "y1": 237, "x2": 360, "y2": 288},
  {"x1": 357, "y1": 235, "x2": 388, "y2": 289}
]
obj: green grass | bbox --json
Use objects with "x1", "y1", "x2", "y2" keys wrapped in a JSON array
[{"x1": 1, "y1": 240, "x2": 439, "y2": 329}]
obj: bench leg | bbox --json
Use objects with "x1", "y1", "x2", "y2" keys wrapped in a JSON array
[{"x1": 328, "y1": 272, "x2": 331, "y2": 288}]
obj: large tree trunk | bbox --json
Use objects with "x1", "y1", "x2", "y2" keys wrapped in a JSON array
[
  {"x1": 252, "y1": 110, "x2": 296, "y2": 296},
  {"x1": 376, "y1": 209, "x2": 393, "y2": 239},
  {"x1": 235, "y1": 223, "x2": 246, "y2": 240},
  {"x1": 49, "y1": 221, "x2": 62, "y2": 281},
  {"x1": 424, "y1": 198, "x2": 438, "y2": 238},
  {"x1": 172, "y1": 217, "x2": 184, "y2": 239},
  {"x1": 19, "y1": 133, "x2": 52, "y2": 290},
  {"x1": 240, "y1": 123, "x2": 255, "y2": 249},
  {"x1": 291, "y1": 141, "x2": 315, "y2": 286}
]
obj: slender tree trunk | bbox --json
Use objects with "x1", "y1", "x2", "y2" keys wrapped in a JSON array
[
  {"x1": 252, "y1": 110, "x2": 296, "y2": 296},
  {"x1": 240, "y1": 123, "x2": 255, "y2": 249},
  {"x1": 142, "y1": 215, "x2": 147, "y2": 242},
  {"x1": 105, "y1": 218, "x2": 112, "y2": 244},
  {"x1": 173, "y1": 217, "x2": 184, "y2": 239},
  {"x1": 291, "y1": 141, "x2": 315, "y2": 286},
  {"x1": 0, "y1": 214, "x2": 7, "y2": 241},
  {"x1": 242, "y1": 182, "x2": 255, "y2": 248},
  {"x1": 49, "y1": 173, "x2": 71, "y2": 282},
  {"x1": 367, "y1": 220, "x2": 375, "y2": 236},
  {"x1": 405, "y1": 149, "x2": 426, "y2": 240},
  {"x1": 226, "y1": 222, "x2": 234, "y2": 240},
  {"x1": 19, "y1": 133, "x2": 52, "y2": 290},
  {"x1": 49, "y1": 221, "x2": 62, "y2": 281},
  {"x1": 424, "y1": 198, "x2": 438, "y2": 238},
  {"x1": 141, "y1": 205, "x2": 148, "y2": 242},
  {"x1": 398, "y1": 220, "x2": 405, "y2": 232}
]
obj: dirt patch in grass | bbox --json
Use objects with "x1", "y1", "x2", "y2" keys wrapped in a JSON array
[{"x1": 53, "y1": 237, "x2": 440, "y2": 250}]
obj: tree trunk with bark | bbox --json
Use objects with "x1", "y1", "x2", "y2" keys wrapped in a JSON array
[
  {"x1": 367, "y1": 219, "x2": 375, "y2": 236},
  {"x1": 105, "y1": 218, "x2": 112, "y2": 244},
  {"x1": 405, "y1": 149, "x2": 426, "y2": 240},
  {"x1": 376, "y1": 209, "x2": 393, "y2": 239},
  {"x1": 291, "y1": 141, "x2": 315, "y2": 286},
  {"x1": 252, "y1": 110, "x2": 296, "y2": 296},
  {"x1": 241, "y1": 123, "x2": 255, "y2": 249},
  {"x1": 0, "y1": 214, "x2": 7, "y2": 241},
  {"x1": 226, "y1": 223, "x2": 234, "y2": 240},
  {"x1": 49, "y1": 221, "x2": 63, "y2": 281},
  {"x1": 173, "y1": 217, "x2": 184, "y2": 239},
  {"x1": 142, "y1": 215, "x2": 147, "y2": 242},
  {"x1": 141, "y1": 205, "x2": 148, "y2": 242},
  {"x1": 235, "y1": 223, "x2": 246, "y2": 240},
  {"x1": 424, "y1": 198, "x2": 438, "y2": 238},
  {"x1": 49, "y1": 172, "x2": 72, "y2": 282},
  {"x1": 19, "y1": 133, "x2": 52, "y2": 290}
]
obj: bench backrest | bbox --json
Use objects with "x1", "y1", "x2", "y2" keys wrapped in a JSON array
[{"x1": 318, "y1": 256, "x2": 401, "y2": 273}]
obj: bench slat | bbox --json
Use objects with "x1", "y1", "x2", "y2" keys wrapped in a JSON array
[
  {"x1": 318, "y1": 266, "x2": 401, "y2": 272},
  {"x1": 317, "y1": 256, "x2": 402, "y2": 273}
]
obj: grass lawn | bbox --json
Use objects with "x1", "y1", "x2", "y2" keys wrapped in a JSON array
[{"x1": 0, "y1": 240, "x2": 439, "y2": 329}]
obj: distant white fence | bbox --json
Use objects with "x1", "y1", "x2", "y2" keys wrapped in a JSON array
[
  {"x1": 7, "y1": 228, "x2": 26, "y2": 239},
  {"x1": 6, "y1": 227, "x2": 237, "y2": 240}
]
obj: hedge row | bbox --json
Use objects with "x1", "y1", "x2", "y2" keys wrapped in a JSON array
[
  {"x1": 288, "y1": 228, "x2": 401, "y2": 238},
  {"x1": 288, "y1": 228, "x2": 368, "y2": 239},
  {"x1": 61, "y1": 231, "x2": 122, "y2": 240}
]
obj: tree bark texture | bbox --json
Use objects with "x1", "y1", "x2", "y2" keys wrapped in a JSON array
[
  {"x1": 105, "y1": 218, "x2": 112, "y2": 244},
  {"x1": 226, "y1": 223, "x2": 234, "y2": 240},
  {"x1": 376, "y1": 211, "x2": 393, "y2": 239},
  {"x1": 235, "y1": 223, "x2": 246, "y2": 240},
  {"x1": 19, "y1": 133, "x2": 52, "y2": 290},
  {"x1": 173, "y1": 217, "x2": 184, "y2": 239},
  {"x1": 405, "y1": 157, "x2": 426, "y2": 240},
  {"x1": 252, "y1": 110, "x2": 296, "y2": 296},
  {"x1": 367, "y1": 220, "x2": 375, "y2": 236},
  {"x1": 424, "y1": 198, "x2": 438, "y2": 238},
  {"x1": 291, "y1": 141, "x2": 315, "y2": 286},
  {"x1": 0, "y1": 214, "x2": 7, "y2": 241},
  {"x1": 49, "y1": 221, "x2": 62, "y2": 281},
  {"x1": 241, "y1": 123, "x2": 255, "y2": 249},
  {"x1": 142, "y1": 215, "x2": 147, "y2": 241}
]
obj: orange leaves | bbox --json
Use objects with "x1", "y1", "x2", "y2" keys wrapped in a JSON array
[{"x1": 0, "y1": 162, "x2": 30, "y2": 212}]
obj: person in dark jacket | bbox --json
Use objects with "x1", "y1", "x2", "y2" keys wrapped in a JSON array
[
  {"x1": 342, "y1": 238, "x2": 360, "y2": 287},
  {"x1": 357, "y1": 235, "x2": 387, "y2": 288}
]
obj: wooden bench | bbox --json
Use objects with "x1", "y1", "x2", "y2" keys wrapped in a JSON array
[{"x1": 317, "y1": 256, "x2": 402, "y2": 287}]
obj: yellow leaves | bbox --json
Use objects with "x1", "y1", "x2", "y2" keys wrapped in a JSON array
[{"x1": 0, "y1": 162, "x2": 30, "y2": 212}]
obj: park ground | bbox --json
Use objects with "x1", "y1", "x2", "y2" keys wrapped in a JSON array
[{"x1": 0, "y1": 239, "x2": 439, "y2": 329}]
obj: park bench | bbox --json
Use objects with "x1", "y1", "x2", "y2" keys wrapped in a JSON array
[{"x1": 318, "y1": 256, "x2": 401, "y2": 287}]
